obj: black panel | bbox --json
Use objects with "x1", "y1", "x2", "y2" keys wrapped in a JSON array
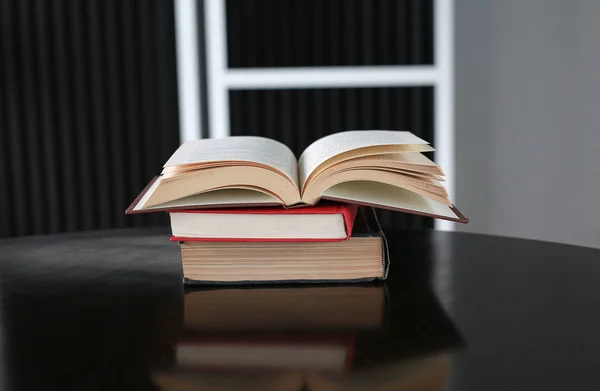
[
  {"x1": 226, "y1": 0, "x2": 434, "y2": 68},
  {"x1": 196, "y1": 0, "x2": 210, "y2": 138},
  {"x1": 0, "y1": 0, "x2": 180, "y2": 237},
  {"x1": 229, "y1": 87, "x2": 435, "y2": 229}
]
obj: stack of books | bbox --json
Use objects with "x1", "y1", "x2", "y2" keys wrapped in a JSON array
[{"x1": 126, "y1": 130, "x2": 468, "y2": 284}]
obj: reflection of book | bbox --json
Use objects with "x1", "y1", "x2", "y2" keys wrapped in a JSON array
[
  {"x1": 308, "y1": 353, "x2": 450, "y2": 391},
  {"x1": 153, "y1": 372, "x2": 303, "y2": 391},
  {"x1": 153, "y1": 353, "x2": 450, "y2": 391},
  {"x1": 153, "y1": 282, "x2": 462, "y2": 391},
  {"x1": 184, "y1": 285, "x2": 386, "y2": 331},
  {"x1": 176, "y1": 334, "x2": 354, "y2": 374},
  {"x1": 126, "y1": 131, "x2": 467, "y2": 223}
]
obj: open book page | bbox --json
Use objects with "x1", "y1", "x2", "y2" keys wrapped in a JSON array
[
  {"x1": 298, "y1": 131, "x2": 433, "y2": 189},
  {"x1": 322, "y1": 181, "x2": 462, "y2": 221},
  {"x1": 163, "y1": 136, "x2": 299, "y2": 187},
  {"x1": 133, "y1": 188, "x2": 280, "y2": 211},
  {"x1": 370, "y1": 152, "x2": 444, "y2": 171}
]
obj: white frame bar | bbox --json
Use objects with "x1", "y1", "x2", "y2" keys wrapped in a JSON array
[
  {"x1": 174, "y1": 0, "x2": 203, "y2": 141},
  {"x1": 434, "y1": 0, "x2": 454, "y2": 231},
  {"x1": 226, "y1": 66, "x2": 439, "y2": 89},
  {"x1": 205, "y1": 0, "x2": 230, "y2": 138},
  {"x1": 192, "y1": 0, "x2": 455, "y2": 231}
]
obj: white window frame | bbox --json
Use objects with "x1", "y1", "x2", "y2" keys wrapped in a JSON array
[{"x1": 175, "y1": 0, "x2": 455, "y2": 231}]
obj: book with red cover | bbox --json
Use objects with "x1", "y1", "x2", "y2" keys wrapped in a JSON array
[{"x1": 169, "y1": 202, "x2": 359, "y2": 242}]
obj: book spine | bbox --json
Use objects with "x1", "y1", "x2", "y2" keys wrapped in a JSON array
[
  {"x1": 368, "y1": 207, "x2": 390, "y2": 280},
  {"x1": 339, "y1": 203, "x2": 359, "y2": 238}
]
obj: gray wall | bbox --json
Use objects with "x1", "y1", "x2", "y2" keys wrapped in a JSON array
[{"x1": 455, "y1": 0, "x2": 600, "y2": 248}]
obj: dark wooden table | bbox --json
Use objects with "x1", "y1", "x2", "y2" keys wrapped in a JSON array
[{"x1": 1, "y1": 228, "x2": 600, "y2": 391}]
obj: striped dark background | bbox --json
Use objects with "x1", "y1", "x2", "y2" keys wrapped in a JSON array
[
  {"x1": 226, "y1": 0, "x2": 434, "y2": 67},
  {"x1": 1, "y1": 0, "x2": 435, "y2": 237},
  {"x1": 0, "y1": 0, "x2": 180, "y2": 237}
]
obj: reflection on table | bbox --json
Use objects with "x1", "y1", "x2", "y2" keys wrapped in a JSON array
[{"x1": 153, "y1": 282, "x2": 464, "y2": 391}]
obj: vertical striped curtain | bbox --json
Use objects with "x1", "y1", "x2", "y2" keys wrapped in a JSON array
[{"x1": 0, "y1": 0, "x2": 180, "y2": 237}]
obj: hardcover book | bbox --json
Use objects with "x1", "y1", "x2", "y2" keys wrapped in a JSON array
[
  {"x1": 169, "y1": 202, "x2": 358, "y2": 242},
  {"x1": 126, "y1": 131, "x2": 468, "y2": 223}
]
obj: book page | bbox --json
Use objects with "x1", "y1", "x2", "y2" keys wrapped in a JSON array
[
  {"x1": 298, "y1": 131, "x2": 432, "y2": 188},
  {"x1": 373, "y1": 151, "x2": 439, "y2": 166},
  {"x1": 322, "y1": 181, "x2": 461, "y2": 220},
  {"x1": 163, "y1": 136, "x2": 299, "y2": 187},
  {"x1": 134, "y1": 188, "x2": 281, "y2": 211}
]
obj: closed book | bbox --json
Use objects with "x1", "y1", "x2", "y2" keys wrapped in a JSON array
[
  {"x1": 180, "y1": 207, "x2": 389, "y2": 285},
  {"x1": 169, "y1": 202, "x2": 358, "y2": 242}
]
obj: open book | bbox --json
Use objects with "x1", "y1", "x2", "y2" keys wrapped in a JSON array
[{"x1": 126, "y1": 130, "x2": 467, "y2": 223}]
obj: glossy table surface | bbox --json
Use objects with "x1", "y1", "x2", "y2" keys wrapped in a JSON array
[{"x1": 1, "y1": 227, "x2": 600, "y2": 391}]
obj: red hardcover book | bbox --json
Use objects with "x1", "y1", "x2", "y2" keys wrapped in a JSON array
[{"x1": 169, "y1": 202, "x2": 358, "y2": 242}]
